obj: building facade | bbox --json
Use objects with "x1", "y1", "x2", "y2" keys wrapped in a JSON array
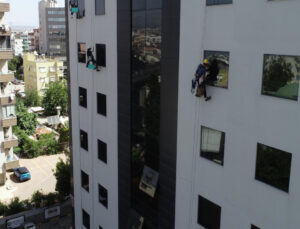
[
  {"x1": 68, "y1": 0, "x2": 300, "y2": 229},
  {"x1": 0, "y1": 0, "x2": 19, "y2": 185},
  {"x1": 23, "y1": 53, "x2": 64, "y2": 96}
]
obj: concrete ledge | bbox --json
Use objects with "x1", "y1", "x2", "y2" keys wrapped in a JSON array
[
  {"x1": 4, "y1": 159, "x2": 19, "y2": 171},
  {"x1": 3, "y1": 138, "x2": 18, "y2": 149},
  {"x1": 0, "y1": 51, "x2": 13, "y2": 60}
]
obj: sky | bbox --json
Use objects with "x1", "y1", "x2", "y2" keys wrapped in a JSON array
[{"x1": 6, "y1": 0, "x2": 65, "y2": 27}]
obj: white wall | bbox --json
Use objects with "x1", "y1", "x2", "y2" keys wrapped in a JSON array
[
  {"x1": 69, "y1": 0, "x2": 118, "y2": 228},
  {"x1": 176, "y1": 1, "x2": 300, "y2": 229}
]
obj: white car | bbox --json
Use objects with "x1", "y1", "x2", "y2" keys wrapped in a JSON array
[{"x1": 23, "y1": 222, "x2": 36, "y2": 229}]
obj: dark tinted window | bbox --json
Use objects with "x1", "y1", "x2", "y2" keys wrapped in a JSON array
[
  {"x1": 255, "y1": 143, "x2": 292, "y2": 192},
  {"x1": 198, "y1": 195, "x2": 221, "y2": 229},
  {"x1": 82, "y1": 209, "x2": 90, "y2": 229},
  {"x1": 97, "y1": 92, "x2": 107, "y2": 116},
  {"x1": 79, "y1": 87, "x2": 87, "y2": 108},
  {"x1": 98, "y1": 139, "x2": 107, "y2": 163},
  {"x1": 78, "y1": 42, "x2": 86, "y2": 63},
  {"x1": 77, "y1": 0, "x2": 85, "y2": 18},
  {"x1": 99, "y1": 226, "x2": 103, "y2": 229},
  {"x1": 81, "y1": 170, "x2": 89, "y2": 192},
  {"x1": 80, "y1": 130, "x2": 88, "y2": 151},
  {"x1": 96, "y1": 44, "x2": 106, "y2": 67},
  {"x1": 95, "y1": 0, "x2": 105, "y2": 15},
  {"x1": 99, "y1": 184, "x2": 108, "y2": 208},
  {"x1": 251, "y1": 225, "x2": 260, "y2": 229},
  {"x1": 201, "y1": 126, "x2": 225, "y2": 165},
  {"x1": 206, "y1": 0, "x2": 232, "y2": 5},
  {"x1": 262, "y1": 54, "x2": 300, "y2": 101}
]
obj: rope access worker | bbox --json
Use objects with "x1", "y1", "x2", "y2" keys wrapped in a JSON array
[
  {"x1": 200, "y1": 58, "x2": 219, "y2": 101},
  {"x1": 86, "y1": 47, "x2": 100, "y2": 71},
  {"x1": 192, "y1": 59, "x2": 210, "y2": 101}
]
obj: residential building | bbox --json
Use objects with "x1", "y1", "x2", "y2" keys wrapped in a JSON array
[
  {"x1": 0, "y1": 0, "x2": 19, "y2": 185},
  {"x1": 33, "y1": 28, "x2": 40, "y2": 52},
  {"x1": 68, "y1": 0, "x2": 300, "y2": 229},
  {"x1": 11, "y1": 34, "x2": 23, "y2": 56},
  {"x1": 23, "y1": 53, "x2": 64, "y2": 96},
  {"x1": 28, "y1": 31, "x2": 35, "y2": 51},
  {"x1": 39, "y1": 0, "x2": 66, "y2": 56}
]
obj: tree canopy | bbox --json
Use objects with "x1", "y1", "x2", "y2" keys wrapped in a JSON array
[
  {"x1": 15, "y1": 99, "x2": 38, "y2": 135},
  {"x1": 42, "y1": 81, "x2": 68, "y2": 116}
]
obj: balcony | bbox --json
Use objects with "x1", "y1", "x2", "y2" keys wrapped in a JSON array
[
  {"x1": 0, "y1": 2, "x2": 9, "y2": 12},
  {"x1": 0, "y1": 96, "x2": 16, "y2": 106},
  {"x1": 0, "y1": 27, "x2": 11, "y2": 36},
  {"x1": 3, "y1": 135, "x2": 18, "y2": 149},
  {"x1": 0, "y1": 48, "x2": 13, "y2": 60},
  {"x1": 0, "y1": 71, "x2": 14, "y2": 83},
  {"x1": 4, "y1": 154, "x2": 20, "y2": 171},
  {"x1": 2, "y1": 116, "x2": 17, "y2": 127}
]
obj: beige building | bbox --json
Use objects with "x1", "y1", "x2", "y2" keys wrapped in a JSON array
[
  {"x1": 23, "y1": 53, "x2": 64, "y2": 95},
  {"x1": 0, "y1": 1, "x2": 19, "y2": 185}
]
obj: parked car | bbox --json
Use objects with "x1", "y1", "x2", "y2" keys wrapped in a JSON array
[
  {"x1": 22, "y1": 222, "x2": 36, "y2": 229},
  {"x1": 14, "y1": 167, "x2": 31, "y2": 182}
]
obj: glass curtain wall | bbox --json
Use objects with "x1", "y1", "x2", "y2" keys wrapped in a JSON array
[{"x1": 131, "y1": 0, "x2": 162, "y2": 228}]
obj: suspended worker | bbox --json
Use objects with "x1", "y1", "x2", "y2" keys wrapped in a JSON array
[
  {"x1": 200, "y1": 58, "x2": 219, "y2": 101},
  {"x1": 86, "y1": 47, "x2": 100, "y2": 71},
  {"x1": 192, "y1": 59, "x2": 210, "y2": 100}
]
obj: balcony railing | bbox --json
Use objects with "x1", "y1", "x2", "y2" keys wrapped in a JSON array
[
  {"x1": 3, "y1": 135, "x2": 18, "y2": 149},
  {"x1": 4, "y1": 154, "x2": 20, "y2": 171},
  {"x1": 0, "y1": 71, "x2": 14, "y2": 82},
  {"x1": 0, "y1": 2, "x2": 10, "y2": 12},
  {"x1": 2, "y1": 115, "x2": 17, "y2": 127}
]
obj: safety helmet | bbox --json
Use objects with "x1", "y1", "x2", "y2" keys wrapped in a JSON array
[{"x1": 203, "y1": 59, "x2": 209, "y2": 65}]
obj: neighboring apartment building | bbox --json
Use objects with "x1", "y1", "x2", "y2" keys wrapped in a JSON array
[
  {"x1": 11, "y1": 34, "x2": 23, "y2": 56},
  {"x1": 39, "y1": 0, "x2": 66, "y2": 56},
  {"x1": 28, "y1": 31, "x2": 35, "y2": 51},
  {"x1": 34, "y1": 28, "x2": 40, "y2": 52},
  {"x1": 39, "y1": 0, "x2": 58, "y2": 54},
  {"x1": 68, "y1": 0, "x2": 300, "y2": 229},
  {"x1": 23, "y1": 53, "x2": 64, "y2": 95},
  {"x1": 0, "y1": 1, "x2": 19, "y2": 185}
]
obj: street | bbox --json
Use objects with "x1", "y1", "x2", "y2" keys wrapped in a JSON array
[{"x1": 0, "y1": 154, "x2": 67, "y2": 202}]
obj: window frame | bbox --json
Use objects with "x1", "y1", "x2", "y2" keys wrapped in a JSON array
[
  {"x1": 80, "y1": 129, "x2": 88, "y2": 151},
  {"x1": 96, "y1": 44, "x2": 106, "y2": 67},
  {"x1": 198, "y1": 195, "x2": 221, "y2": 229},
  {"x1": 98, "y1": 139, "x2": 107, "y2": 163},
  {"x1": 95, "y1": 0, "x2": 105, "y2": 15},
  {"x1": 78, "y1": 42, "x2": 86, "y2": 63},
  {"x1": 82, "y1": 209, "x2": 90, "y2": 229},
  {"x1": 79, "y1": 87, "x2": 87, "y2": 108},
  {"x1": 81, "y1": 170, "x2": 89, "y2": 192},
  {"x1": 98, "y1": 184, "x2": 108, "y2": 208},
  {"x1": 97, "y1": 92, "x2": 107, "y2": 116}
]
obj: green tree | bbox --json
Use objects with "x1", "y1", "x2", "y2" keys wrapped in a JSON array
[
  {"x1": 4, "y1": 198, "x2": 31, "y2": 216},
  {"x1": 37, "y1": 133, "x2": 59, "y2": 155},
  {"x1": 15, "y1": 99, "x2": 38, "y2": 135},
  {"x1": 8, "y1": 56, "x2": 23, "y2": 80},
  {"x1": 24, "y1": 90, "x2": 41, "y2": 107},
  {"x1": 54, "y1": 157, "x2": 71, "y2": 197},
  {"x1": 42, "y1": 81, "x2": 68, "y2": 116}
]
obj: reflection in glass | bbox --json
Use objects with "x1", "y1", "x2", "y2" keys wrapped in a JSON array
[
  {"x1": 262, "y1": 54, "x2": 300, "y2": 100},
  {"x1": 131, "y1": 1, "x2": 162, "y2": 228},
  {"x1": 204, "y1": 50, "x2": 230, "y2": 88},
  {"x1": 255, "y1": 143, "x2": 292, "y2": 192},
  {"x1": 200, "y1": 126, "x2": 225, "y2": 165}
]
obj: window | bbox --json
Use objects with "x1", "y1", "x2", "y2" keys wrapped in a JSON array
[
  {"x1": 251, "y1": 225, "x2": 260, "y2": 229},
  {"x1": 97, "y1": 92, "x2": 107, "y2": 116},
  {"x1": 99, "y1": 184, "x2": 108, "y2": 208},
  {"x1": 50, "y1": 66, "x2": 56, "y2": 72},
  {"x1": 48, "y1": 18, "x2": 66, "y2": 22},
  {"x1": 40, "y1": 77, "x2": 46, "y2": 83},
  {"x1": 206, "y1": 0, "x2": 232, "y2": 5},
  {"x1": 262, "y1": 54, "x2": 300, "y2": 101},
  {"x1": 77, "y1": 0, "x2": 85, "y2": 18},
  {"x1": 203, "y1": 50, "x2": 230, "y2": 88},
  {"x1": 80, "y1": 129, "x2": 88, "y2": 151},
  {"x1": 81, "y1": 170, "x2": 89, "y2": 192},
  {"x1": 255, "y1": 143, "x2": 292, "y2": 192},
  {"x1": 2, "y1": 105, "x2": 15, "y2": 119},
  {"x1": 79, "y1": 87, "x2": 87, "y2": 108},
  {"x1": 96, "y1": 44, "x2": 106, "y2": 67},
  {"x1": 39, "y1": 67, "x2": 47, "y2": 73},
  {"x1": 78, "y1": 43, "x2": 86, "y2": 63},
  {"x1": 50, "y1": 77, "x2": 56, "y2": 82},
  {"x1": 82, "y1": 209, "x2": 90, "y2": 229},
  {"x1": 98, "y1": 139, "x2": 107, "y2": 163},
  {"x1": 198, "y1": 195, "x2": 221, "y2": 229},
  {"x1": 95, "y1": 0, "x2": 105, "y2": 15},
  {"x1": 48, "y1": 10, "x2": 65, "y2": 15},
  {"x1": 200, "y1": 126, "x2": 225, "y2": 165},
  {"x1": 99, "y1": 226, "x2": 103, "y2": 229},
  {"x1": 48, "y1": 25, "x2": 66, "y2": 29}
]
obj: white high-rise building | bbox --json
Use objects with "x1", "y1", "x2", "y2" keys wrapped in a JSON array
[
  {"x1": 0, "y1": 0, "x2": 19, "y2": 185},
  {"x1": 38, "y1": 0, "x2": 58, "y2": 54},
  {"x1": 68, "y1": 0, "x2": 300, "y2": 229}
]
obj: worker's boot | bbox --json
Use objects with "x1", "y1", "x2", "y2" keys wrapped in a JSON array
[{"x1": 205, "y1": 96, "x2": 211, "y2": 101}]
